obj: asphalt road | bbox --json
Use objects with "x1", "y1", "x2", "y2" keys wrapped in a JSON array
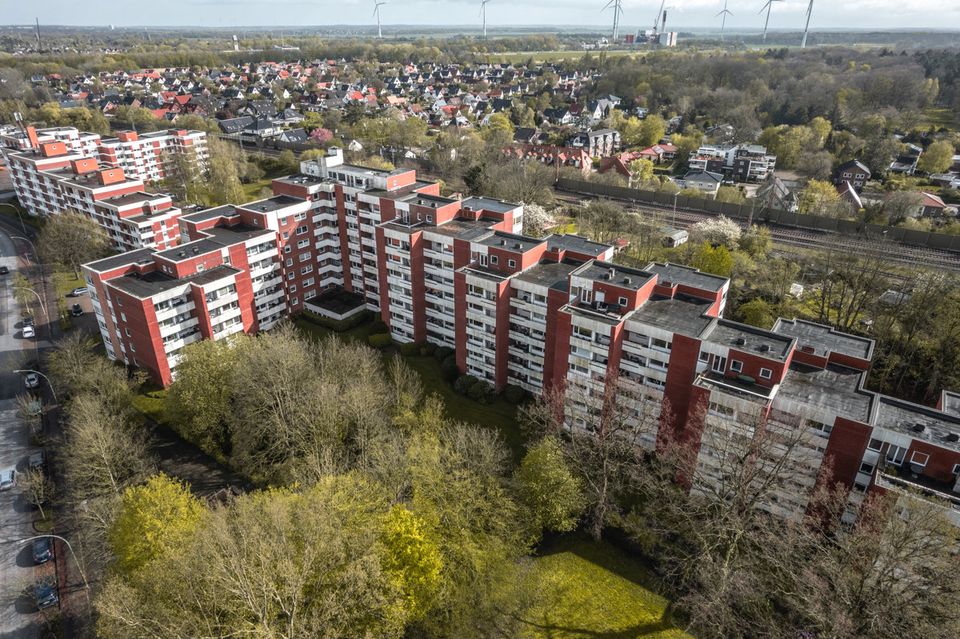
[{"x1": 0, "y1": 230, "x2": 45, "y2": 639}]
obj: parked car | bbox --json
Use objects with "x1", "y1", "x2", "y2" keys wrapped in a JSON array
[
  {"x1": 28, "y1": 451, "x2": 45, "y2": 471},
  {"x1": 0, "y1": 468, "x2": 16, "y2": 491},
  {"x1": 67, "y1": 287, "x2": 87, "y2": 297},
  {"x1": 32, "y1": 538, "x2": 52, "y2": 564},
  {"x1": 21, "y1": 325, "x2": 35, "y2": 339},
  {"x1": 21, "y1": 315, "x2": 34, "y2": 327},
  {"x1": 24, "y1": 372, "x2": 40, "y2": 389},
  {"x1": 70, "y1": 304, "x2": 83, "y2": 317},
  {"x1": 33, "y1": 578, "x2": 58, "y2": 609},
  {"x1": 0, "y1": 266, "x2": 9, "y2": 275}
]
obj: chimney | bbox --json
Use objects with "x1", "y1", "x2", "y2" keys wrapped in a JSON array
[{"x1": 26, "y1": 125, "x2": 39, "y2": 149}]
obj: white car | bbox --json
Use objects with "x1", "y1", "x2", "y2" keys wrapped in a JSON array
[
  {"x1": 0, "y1": 468, "x2": 16, "y2": 491},
  {"x1": 22, "y1": 325, "x2": 35, "y2": 339},
  {"x1": 24, "y1": 373, "x2": 40, "y2": 389}
]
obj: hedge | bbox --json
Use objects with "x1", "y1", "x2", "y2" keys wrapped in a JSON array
[
  {"x1": 399, "y1": 341, "x2": 422, "y2": 356},
  {"x1": 503, "y1": 384, "x2": 528, "y2": 405},
  {"x1": 300, "y1": 309, "x2": 372, "y2": 333},
  {"x1": 370, "y1": 319, "x2": 389, "y2": 334},
  {"x1": 367, "y1": 333, "x2": 392, "y2": 349},
  {"x1": 434, "y1": 346, "x2": 455, "y2": 363},
  {"x1": 454, "y1": 374, "x2": 480, "y2": 395},
  {"x1": 440, "y1": 355, "x2": 460, "y2": 382},
  {"x1": 468, "y1": 380, "x2": 495, "y2": 404}
]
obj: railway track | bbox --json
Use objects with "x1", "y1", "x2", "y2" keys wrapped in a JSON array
[{"x1": 555, "y1": 189, "x2": 960, "y2": 273}]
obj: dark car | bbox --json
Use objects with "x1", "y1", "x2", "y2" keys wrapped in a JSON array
[
  {"x1": 0, "y1": 266, "x2": 8, "y2": 275},
  {"x1": 34, "y1": 578, "x2": 58, "y2": 609},
  {"x1": 32, "y1": 537, "x2": 52, "y2": 564},
  {"x1": 70, "y1": 304, "x2": 83, "y2": 317},
  {"x1": 22, "y1": 315, "x2": 34, "y2": 327}
]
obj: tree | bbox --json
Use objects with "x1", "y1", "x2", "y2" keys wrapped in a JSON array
[
  {"x1": 917, "y1": 140, "x2": 954, "y2": 174},
  {"x1": 19, "y1": 467, "x2": 54, "y2": 521},
  {"x1": 515, "y1": 436, "x2": 584, "y2": 539},
  {"x1": 576, "y1": 200, "x2": 634, "y2": 244},
  {"x1": 798, "y1": 179, "x2": 844, "y2": 217},
  {"x1": 688, "y1": 216, "x2": 742, "y2": 249},
  {"x1": 637, "y1": 114, "x2": 666, "y2": 147},
  {"x1": 203, "y1": 137, "x2": 246, "y2": 205},
  {"x1": 481, "y1": 112, "x2": 515, "y2": 148},
  {"x1": 480, "y1": 159, "x2": 555, "y2": 206},
  {"x1": 738, "y1": 225, "x2": 772, "y2": 259},
  {"x1": 159, "y1": 146, "x2": 204, "y2": 204},
  {"x1": 109, "y1": 474, "x2": 206, "y2": 577},
  {"x1": 310, "y1": 127, "x2": 333, "y2": 144},
  {"x1": 519, "y1": 203, "x2": 555, "y2": 237},
  {"x1": 379, "y1": 505, "x2": 443, "y2": 621},
  {"x1": 736, "y1": 298, "x2": 775, "y2": 328},
  {"x1": 166, "y1": 338, "x2": 243, "y2": 458},
  {"x1": 628, "y1": 158, "x2": 654, "y2": 188},
  {"x1": 715, "y1": 185, "x2": 745, "y2": 204},
  {"x1": 278, "y1": 149, "x2": 299, "y2": 173},
  {"x1": 38, "y1": 211, "x2": 111, "y2": 276},
  {"x1": 691, "y1": 242, "x2": 734, "y2": 277},
  {"x1": 883, "y1": 190, "x2": 924, "y2": 225}
]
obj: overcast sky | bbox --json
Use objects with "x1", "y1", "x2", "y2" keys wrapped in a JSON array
[{"x1": 4, "y1": 0, "x2": 956, "y2": 31}]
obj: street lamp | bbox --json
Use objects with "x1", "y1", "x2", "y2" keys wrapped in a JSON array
[
  {"x1": 11, "y1": 234, "x2": 37, "y2": 259},
  {"x1": 0, "y1": 202, "x2": 27, "y2": 234},
  {"x1": 13, "y1": 285, "x2": 48, "y2": 329},
  {"x1": 13, "y1": 369, "x2": 57, "y2": 403},
  {"x1": 18, "y1": 534, "x2": 89, "y2": 603}
]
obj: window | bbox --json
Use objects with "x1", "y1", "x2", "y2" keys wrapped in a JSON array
[
  {"x1": 886, "y1": 445, "x2": 906, "y2": 465},
  {"x1": 953, "y1": 464, "x2": 960, "y2": 475},
  {"x1": 651, "y1": 338, "x2": 671, "y2": 351},
  {"x1": 296, "y1": 225, "x2": 308, "y2": 235},
  {"x1": 731, "y1": 360, "x2": 743, "y2": 373},
  {"x1": 618, "y1": 296, "x2": 628, "y2": 306},
  {"x1": 289, "y1": 284, "x2": 297, "y2": 293},
  {"x1": 859, "y1": 462, "x2": 874, "y2": 474},
  {"x1": 426, "y1": 215, "x2": 433, "y2": 223},
  {"x1": 294, "y1": 212, "x2": 307, "y2": 221},
  {"x1": 868, "y1": 438, "x2": 883, "y2": 451},
  {"x1": 490, "y1": 255, "x2": 498, "y2": 265},
  {"x1": 699, "y1": 351, "x2": 709, "y2": 362},
  {"x1": 284, "y1": 246, "x2": 291, "y2": 254},
  {"x1": 759, "y1": 368, "x2": 772, "y2": 379},
  {"x1": 806, "y1": 419, "x2": 833, "y2": 438},
  {"x1": 287, "y1": 272, "x2": 295, "y2": 280},
  {"x1": 297, "y1": 239, "x2": 309, "y2": 249},
  {"x1": 300, "y1": 265, "x2": 314, "y2": 275},
  {"x1": 508, "y1": 259, "x2": 516, "y2": 268},
  {"x1": 909, "y1": 451, "x2": 929, "y2": 467},
  {"x1": 285, "y1": 258, "x2": 293, "y2": 266},
  {"x1": 299, "y1": 253, "x2": 311, "y2": 262}
]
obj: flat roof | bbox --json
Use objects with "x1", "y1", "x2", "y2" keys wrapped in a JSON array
[
  {"x1": 461, "y1": 196, "x2": 519, "y2": 213},
  {"x1": 941, "y1": 391, "x2": 960, "y2": 418},
  {"x1": 155, "y1": 238, "x2": 224, "y2": 261},
  {"x1": 645, "y1": 262, "x2": 728, "y2": 293},
  {"x1": 875, "y1": 396, "x2": 960, "y2": 453},
  {"x1": 514, "y1": 259, "x2": 581, "y2": 291},
  {"x1": 776, "y1": 363, "x2": 874, "y2": 424},
  {"x1": 181, "y1": 205, "x2": 241, "y2": 224},
  {"x1": 101, "y1": 192, "x2": 165, "y2": 207},
  {"x1": 704, "y1": 320, "x2": 795, "y2": 361},
  {"x1": 628, "y1": 297, "x2": 714, "y2": 337},
  {"x1": 773, "y1": 318, "x2": 874, "y2": 360},
  {"x1": 203, "y1": 224, "x2": 275, "y2": 244},
  {"x1": 84, "y1": 248, "x2": 156, "y2": 273},
  {"x1": 696, "y1": 371, "x2": 775, "y2": 403},
  {"x1": 401, "y1": 193, "x2": 458, "y2": 208},
  {"x1": 573, "y1": 261, "x2": 655, "y2": 291},
  {"x1": 545, "y1": 233, "x2": 611, "y2": 257},
  {"x1": 239, "y1": 194, "x2": 304, "y2": 213},
  {"x1": 477, "y1": 231, "x2": 544, "y2": 253},
  {"x1": 427, "y1": 219, "x2": 495, "y2": 241},
  {"x1": 108, "y1": 264, "x2": 241, "y2": 299}
]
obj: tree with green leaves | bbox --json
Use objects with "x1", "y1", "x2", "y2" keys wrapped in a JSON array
[
  {"x1": 379, "y1": 505, "x2": 443, "y2": 621},
  {"x1": 798, "y1": 179, "x2": 845, "y2": 217},
  {"x1": 109, "y1": 473, "x2": 206, "y2": 577},
  {"x1": 38, "y1": 210, "x2": 112, "y2": 276},
  {"x1": 637, "y1": 114, "x2": 666, "y2": 148},
  {"x1": 917, "y1": 140, "x2": 955, "y2": 174},
  {"x1": 691, "y1": 242, "x2": 734, "y2": 277},
  {"x1": 202, "y1": 137, "x2": 246, "y2": 205},
  {"x1": 515, "y1": 436, "x2": 584, "y2": 540}
]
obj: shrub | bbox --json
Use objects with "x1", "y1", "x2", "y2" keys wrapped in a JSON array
[
  {"x1": 503, "y1": 384, "x2": 528, "y2": 405},
  {"x1": 420, "y1": 343, "x2": 437, "y2": 357},
  {"x1": 300, "y1": 309, "x2": 372, "y2": 332},
  {"x1": 454, "y1": 375, "x2": 479, "y2": 395},
  {"x1": 434, "y1": 346, "x2": 455, "y2": 363},
  {"x1": 370, "y1": 319, "x2": 389, "y2": 334},
  {"x1": 440, "y1": 356, "x2": 460, "y2": 383},
  {"x1": 367, "y1": 333, "x2": 392, "y2": 349},
  {"x1": 468, "y1": 380, "x2": 495, "y2": 404},
  {"x1": 399, "y1": 342, "x2": 422, "y2": 357}
]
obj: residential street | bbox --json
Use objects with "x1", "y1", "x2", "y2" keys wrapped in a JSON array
[{"x1": 0, "y1": 229, "x2": 46, "y2": 638}]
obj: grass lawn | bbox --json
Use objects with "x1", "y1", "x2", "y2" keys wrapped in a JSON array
[
  {"x1": 523, "y1": 533, "x2": 691, "y2": 639},
  {"x1": 494, "y1": 50, "x2": 645, "y2": 64},
  {"x1": 922, "y1": 107, "x2": 960, "y2": 130},
  {"x1": 294, "y1": 316, "x2": 526, "y2": 460},
  {"x1": 52, "y1": 271, "x2": 83, "y2": 298},
  {"x1": 132, "y1": 385, "x2": 170, "y2": 426},
  {"x1": 241, "y1": 178, "x2": 275, "y2": 203}
]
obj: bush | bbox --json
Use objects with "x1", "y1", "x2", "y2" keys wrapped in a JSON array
[
  {"x1": 370, "y1": 319, "x2": 389, "y2": 334},
  {"x1": 420, "y1": 343, "x2": 437, "y2": 357},
  {"x1": 503, "y1": 384, "x2": 528, "y2": 405},
  {"x1": 454, "y1": 375, "x2": 480, "y2": 396},
  {"x1": 367, "y1": 333, "x2": 392, "y2": 349},
  {"x1": 300, "y1": 309, "x2": 372, "y2": 333},
  {"x1": 399, "y1": 342, "x2": 422, "y2": 357},
  {"x1": 434, "y1": 346, "x2": 455, "y2": 363},
  {"x1": 440, "y1": 355, "x2": 460, "y2": 383},
  {"x1": 468, "y1": 380, "x2": 496, "y2": 404}
]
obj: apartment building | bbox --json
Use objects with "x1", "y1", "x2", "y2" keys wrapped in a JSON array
[
  {"x1": 1, "y1": 125, "x2": 207, "y2": 184},
  {"x1": 83, "y1": 148, "x2": 960, "y2": 530},
  {"x1": 4, "y1": 141, "x2": 182, "y2": 251},
  {"x1": 688, "y1": 144, "x2": 777, "y2": 183}
]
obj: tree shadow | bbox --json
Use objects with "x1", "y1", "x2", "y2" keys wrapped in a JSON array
[{"x1": 517, "y1": 610, "x2": 678, "y2": 638}]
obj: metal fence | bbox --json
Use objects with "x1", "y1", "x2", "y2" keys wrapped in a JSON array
[{"x1": 556, "y1": 178, "x2": 960, "y2": 254}]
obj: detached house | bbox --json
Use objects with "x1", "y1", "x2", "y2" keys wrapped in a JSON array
[
  {"x1": 834, "y1": 159, "x2": 871, "y2": 192},
  {"x1": 567, "y1": 129, "x2": 621, "y2": 158}
]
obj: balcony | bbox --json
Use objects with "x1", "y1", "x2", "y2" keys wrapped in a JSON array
[{"x1": 874, "y1": 469, "x2": 960, "y2": 525}]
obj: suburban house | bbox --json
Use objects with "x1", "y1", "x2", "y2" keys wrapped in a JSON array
[
  {"x1": 637, "y1": 143, "x2": 678, "y2": 164},
  {"x1": 834, "y1": 159, "x2": 872, "y2": 192},
  {"x1": 567, "y1": 129, "x2": 621, "y2": 158},
  {"x1": 688, "y1": 144, "x2": 777, "y2": 183},
  {"x1": 677, "y1": 170, "x2": 724, "y2": 197}
]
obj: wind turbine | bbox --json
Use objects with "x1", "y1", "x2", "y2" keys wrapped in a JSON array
[
  {"x1": 603, "y1": 0, "x2": 624, "y2": 42},
  {"x1": 716, "y1": 0, "x2": 733, "y2": 42},
  {"x1": 800, "y1": 0, "x2": 815, "y2": 48},
  {"x1": 373, "y1": 1, "x2": 387, "y2": 39},
  {"x1": 480, "y1": 0, "x2": 491, "y2": 39},
  {"x1": 758, "y1": 0, "x2": 783, "y2": 43}
]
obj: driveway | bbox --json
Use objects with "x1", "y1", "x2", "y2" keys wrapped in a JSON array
[{"x1": 0, "y1": 230, "x2": 44, "y2": 638}]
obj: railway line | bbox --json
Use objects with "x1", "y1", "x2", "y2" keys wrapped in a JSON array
[{"x1": 555, "y1": 188, "x2": 960, "y2": 273}]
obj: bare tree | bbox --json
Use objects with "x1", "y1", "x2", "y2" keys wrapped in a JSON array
[{"x1": 19, "y1": 467, "x2": 54, "y2": 520}]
